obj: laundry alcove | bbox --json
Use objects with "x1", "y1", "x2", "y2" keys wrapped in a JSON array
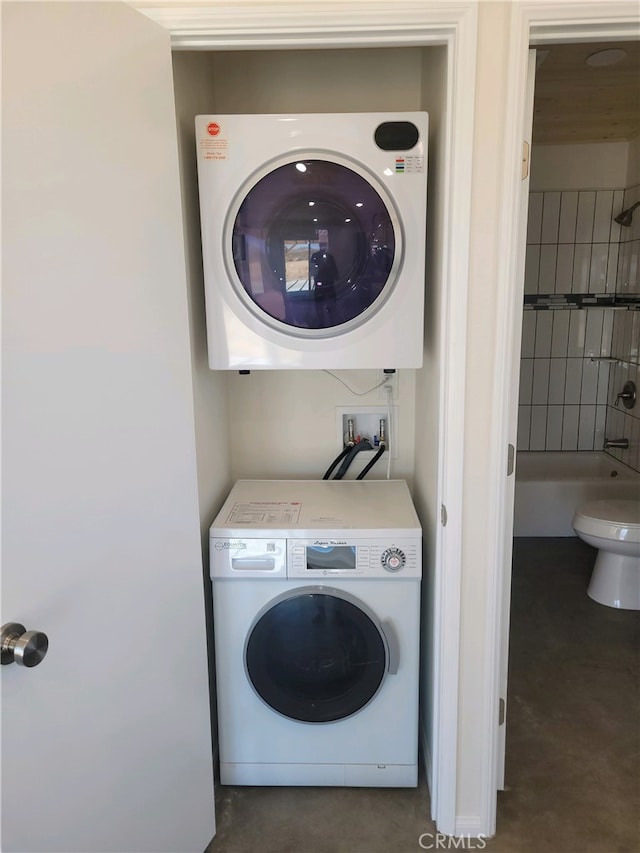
[{"x1": 169, "y1": 39, "x2": 450, "y2": 815}]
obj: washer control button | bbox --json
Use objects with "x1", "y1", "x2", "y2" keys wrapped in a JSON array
[{"x1": 381, "y1": 548, "x2": 406, "y2": 572}]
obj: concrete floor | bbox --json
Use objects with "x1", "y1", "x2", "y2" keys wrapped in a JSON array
[{"x1": 207, "y1": 538, "x2": 639, "y2": 853}]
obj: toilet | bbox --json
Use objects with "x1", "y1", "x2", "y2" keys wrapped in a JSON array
[{"x1": 572, "y1": 500, "x2": 640, "y2": 610}]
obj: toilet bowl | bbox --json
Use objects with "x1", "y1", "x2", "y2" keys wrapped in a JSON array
[{"x1": 572, "y1": 500, "x2": 640, "y2": 610}]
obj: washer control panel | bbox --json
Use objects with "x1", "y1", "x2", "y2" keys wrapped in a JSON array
[
  {"x1": 381, "y1": 548, "x2": 406, "y2": 572},
  {"x1": 287, "y1": 538, "x2": 420, "y2": 579}
]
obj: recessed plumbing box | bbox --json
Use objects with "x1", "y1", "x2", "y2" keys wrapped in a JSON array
[{"x1": 336, "y1": 405, "x2": 399, "y2": 459}]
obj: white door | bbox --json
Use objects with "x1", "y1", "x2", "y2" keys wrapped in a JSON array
[
  {"x1": 2, "y1": 3, "x2": 215, "y2": 851},
  {"x1": 496, "y1": 49, "x2": 537, "y2": 789}
]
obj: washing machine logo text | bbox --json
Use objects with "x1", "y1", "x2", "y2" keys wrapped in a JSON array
[
  {"x1": 215, "y1": 540, "x2": 247, "y2": 551},
  {"x1": 313, "y1": 540, "x2": 348, "y2": 546}
]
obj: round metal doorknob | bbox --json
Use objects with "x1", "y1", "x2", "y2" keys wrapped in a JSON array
[{"x1": 1, "y1": 622, "x2": 49, "y2": 667}]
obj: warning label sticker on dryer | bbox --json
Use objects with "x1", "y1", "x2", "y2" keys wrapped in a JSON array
[
  {"x1": 200, "y1": 136, "x2": 228, "y2": 161},
  {"x1": 395, "y1": 156, "x2": 424, "y2": 173},
  {"x1": 227, "y1": 501, "x2": 302, "y2": 526},
  {"x1": 199, "y1": 122, "x2": 228, "y2": 160}
]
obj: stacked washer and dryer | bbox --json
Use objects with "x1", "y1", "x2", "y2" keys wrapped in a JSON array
[{"x1": 196, "y1": 112, "x2": 428, "y2": 787}]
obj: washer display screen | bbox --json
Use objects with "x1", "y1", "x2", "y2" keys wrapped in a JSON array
[
  {"x1": 245, "y1": 591, "x2": 386, "y2": 723},
  {"x1": 306, "y1": 545, "x2": 356, "y2": 572},
  {"x1": 230, "y1": 159, "x2": 398, "y2": 332}
]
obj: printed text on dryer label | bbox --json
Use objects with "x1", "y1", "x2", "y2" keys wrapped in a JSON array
[{"x1": 200, "y1": 138, "x2": 228, "y2": 161}]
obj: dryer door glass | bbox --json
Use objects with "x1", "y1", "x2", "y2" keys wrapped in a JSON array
[
  {"x1": 230, "y1": 159, "x2": 397, "y2": 332},
  {"x1": 246, "y1": 592, "x2": 386, "y2": 723}
]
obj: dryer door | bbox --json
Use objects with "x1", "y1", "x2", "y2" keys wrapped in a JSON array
[
  {"x1": 226, "y1": 157, "x2": 402, "y2": 336},
  {"x1": 245, "y1": 588, "x2": 389, "y2": 723}
]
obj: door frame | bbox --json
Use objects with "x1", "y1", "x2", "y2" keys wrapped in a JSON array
[
  {"x1": 135, "y1": 0, "x2": 478, "y2": 836},
  {"x1": 482, "y1": 0, "x2": 640, "y2": 837},
  {"x1": 495, "y1": 45, "x2": 537, "y2": 794}
]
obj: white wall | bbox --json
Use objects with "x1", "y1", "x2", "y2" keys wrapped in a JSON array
[
  {"x1": 227, "y1": 368, "x2": 416, "y2": 482},
  {"x1": 172, "y1": 52, "x2": 233, "y2": 527},
  {"x1": 209, "y1": 47, "x2": 423, "y2": 115},
  {"x1": 172, "y1": 52, "x2": 234, "y2": 755},
  {"x1": 531, "y1": 141, "x2": 630, "y2": 190}
]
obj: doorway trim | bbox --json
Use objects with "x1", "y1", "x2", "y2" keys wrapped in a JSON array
[
  {"x1": 134, "y1": 0, "x2": 478, "y2": 836},
  {"x1": 484, "y1": 0, "x2": 640, "y2": 837}
]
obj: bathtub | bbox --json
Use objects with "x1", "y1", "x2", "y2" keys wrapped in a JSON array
[{"x1": 513, "y1": 451, "x2": 640, "y2": 537}]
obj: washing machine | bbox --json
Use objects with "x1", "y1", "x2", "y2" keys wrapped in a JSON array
[
  {"x1": 209, "y1": 479, "x2": 422, "y2": 787},
  {"x1": 195, "y1": 112, "x2": 428, "y2": 370}
]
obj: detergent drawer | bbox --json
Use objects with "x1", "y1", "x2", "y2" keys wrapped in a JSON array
[{"x1": 210, "y1": 538, "x2": 287, "y2": 578}]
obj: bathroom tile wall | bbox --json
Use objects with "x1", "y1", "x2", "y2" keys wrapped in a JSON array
[
  {"x1": 606, "y1": 308, "x2": 640, "y2": 472},
  {"x1": 605, "y1": 184, "x2": 640, "y2": 473},
  {"x1": 524, "y1": 188, "x2": 625, "y2": 295},
  {"x1": 519, "y1": 185, "x2": 640, "y2": 472},
  {"x1": 617, "y1": 183, "x2": 640, "y2": 298},
  {"x1": 518, "y1": 307, "x2": 615, "y2": 452}
]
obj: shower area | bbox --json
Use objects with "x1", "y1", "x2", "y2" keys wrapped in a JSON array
[{"x1": 513, "y1": 42, "x2": 640, "y2": 536}]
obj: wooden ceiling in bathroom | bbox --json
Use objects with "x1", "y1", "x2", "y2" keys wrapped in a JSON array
[{"x1": 533, "y1": 41, "x2": 640, "y2": 145}]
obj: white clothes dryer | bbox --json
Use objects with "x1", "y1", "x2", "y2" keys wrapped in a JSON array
[
  {"x1": 209, "y1": 479, "x2": 422, "y2": 788},
  {"x1": 195, "y1": 112, "x2": 428, "y2": 370}
]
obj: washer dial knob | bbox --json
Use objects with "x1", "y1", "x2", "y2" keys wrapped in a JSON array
[{"x1": 381, "y1": 548, "x2": 406, "y2": 572}]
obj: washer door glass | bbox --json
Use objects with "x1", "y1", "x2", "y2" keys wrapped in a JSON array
[
  {"x1": 245, "y1": 591, "x2": 387, "y2": 723},
  {"x1": 229, "y1": 159, "x2": 399, "y2": 334}
]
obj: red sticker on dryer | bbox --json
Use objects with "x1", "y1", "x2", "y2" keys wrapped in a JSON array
[{"x1": 207, "y1": 122, "x2": 221, "y2": 136}]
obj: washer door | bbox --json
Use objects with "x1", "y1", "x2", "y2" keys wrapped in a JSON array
[
  {"x1": 226, "y1": 156, "x2": 402, "y2": 337},
  {"x1": 245, "y1": 589, "x2": 389, "y2": 723}
]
